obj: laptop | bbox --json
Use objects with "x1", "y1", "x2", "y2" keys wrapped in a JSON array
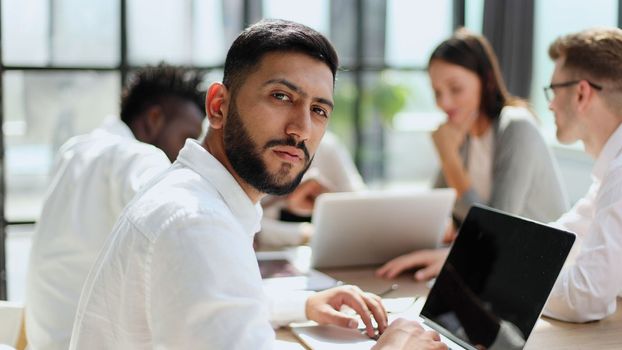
[
  {"x1": 310, "y1": 189, "x2": 456, "y2": 269},
  {"x1": 293, "y1": 205, "x2": 576, "y2": 350}
]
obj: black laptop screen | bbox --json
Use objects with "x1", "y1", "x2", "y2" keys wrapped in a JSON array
[{"x1": 420, "y1": 205, "x2": 575, "y2": 349}]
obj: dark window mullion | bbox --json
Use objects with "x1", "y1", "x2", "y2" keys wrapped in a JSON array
[
  {"x1": 120, "y1": 0, "x2": 128, "y2": 86},
  {"x1": 1, "y1": 0, "x2": 7, "y2": 301},
  {"x1": 453, "y1": 0, "x2": 466, "y2": 29}
]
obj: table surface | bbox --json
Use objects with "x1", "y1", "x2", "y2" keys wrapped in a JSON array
[{"x1": 275, "y1": 267, "x2": 622, "y2": 349}]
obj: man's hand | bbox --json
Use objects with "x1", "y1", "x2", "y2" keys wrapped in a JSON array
[
  {"x1": 372, "y1": 318, "x2": 448, "y2": 350},
  {"x1": 305, "y1": 285, "x2": 388, "y2": 338},
  {"x1": 375, "y1": 248, "x2": 450, "y2": 281},
  {"x1": 286, "y1": 179, "x2": 331, "y2": 216}
]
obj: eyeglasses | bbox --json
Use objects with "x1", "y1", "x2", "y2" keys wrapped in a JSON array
[{"x1": 543, "y1": 80, "x2": 603, "y2": 103}]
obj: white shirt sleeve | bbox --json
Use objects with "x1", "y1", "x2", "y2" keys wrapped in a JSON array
[
  {"x1": 544, "y1": 167, "x2": 622, "y2": 322},
  {"x1": 310, "y1": 132, "x2": 365, "y2": 193},
  {"x1": 259, "y1": 217, "x2": 311, "y2": 246},
  {"x1": 266, "y1": 289, "x2": 315, "y2": 328},
  {"x1": 149, "y1": 213, "x2": 277, "y2": 350},
  {"x1": 549, "y1": 181, "x2": 598, "y2": 241}
]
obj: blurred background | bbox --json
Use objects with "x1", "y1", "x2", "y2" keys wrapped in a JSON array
[{"x1": 1, "y1": 0, "x2": 620, "y2": 301}]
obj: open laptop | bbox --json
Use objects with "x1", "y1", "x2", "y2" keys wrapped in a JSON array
[
  {"x1": 310, "y1": 189, "x2": 456, "y2": 269},
  {"x1": 293, "y1": 205, "x2": 576, "y2": 349}
]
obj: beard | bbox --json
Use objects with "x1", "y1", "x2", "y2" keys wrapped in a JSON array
[{"x1": 223, "y1": 101, "x2": 313, "y2": 196}]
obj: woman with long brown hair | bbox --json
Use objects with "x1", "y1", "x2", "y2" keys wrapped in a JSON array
[{"x1": 377, "y1": 29, "x2": 568, "y2": 280}]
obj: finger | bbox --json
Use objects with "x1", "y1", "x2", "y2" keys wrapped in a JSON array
[
  {"x1": 315, "y1": 305, "x2": 359, "y2": 329},
  {"x1": 339, "y1": 290, "x2": 376, "y2": 338},
  {"x1": 375, "y1": 264, "x2": 393, "y2": 278},
  {"x1": 381, "y1": 252, "x2": 433, "y2": 279},
  {"x1": 424, "y1": 330, "x2": 441, "y2": 341},
  {"x1": 362, "y1": 293, "x2": 388, "y2": 334},
  {"x1": 414, "y1": 263, "x2": 441, "y2": 281},
  {"x1": 375, "y1": 261, "x2": 396, "y2": 278},
  {"x1": 370, "y1": 293, "x2": 388, "y2": 326},
  {"x1": 375, "y1": 263, "x2": 389, "y2": 277}
]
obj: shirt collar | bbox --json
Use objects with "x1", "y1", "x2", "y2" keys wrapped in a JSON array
[
  {"x1": 99, "y1": 116, "x2": 136, "y2": 140},
  {"x1": 176, "y1": 139, "x2": 263, "y2": 236},
  {"x1": 592, "y1": 123, "x2": 622, "y2": 181}
]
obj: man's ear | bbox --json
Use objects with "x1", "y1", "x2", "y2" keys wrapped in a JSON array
[
  {"x1": 576, "y1": 80, "x2": 595, "y2": 113},
  {"x1": 206, "y1": 83, "x2": 229, "y2": 130},
  {"x1": 144, "y1": 105, "x2": 166, "y2": 142}
]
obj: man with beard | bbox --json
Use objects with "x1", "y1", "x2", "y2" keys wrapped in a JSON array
[{"x1": 69, "y1": 20, "x2": 446, "y2": 350}]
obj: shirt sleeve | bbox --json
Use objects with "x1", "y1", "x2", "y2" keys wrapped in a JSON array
[
  {"x1": 544, "y1": 165, "x2": 622, "y2": 322},
  {"x1": 149, "y1": 212, "x2": 277, "y2": 350},
  {"x1": 549, "y1": 182, "x2": 598, "y2": 241},
  {"x1": 310, "y1": 133, "x2": 365, "y2": 192},
  {"x1": 266, "y1": 289, "x2": 315, "y2": 328},
  {"x1": 259, "y1": 217, "x2": 310, "y2": 246}
]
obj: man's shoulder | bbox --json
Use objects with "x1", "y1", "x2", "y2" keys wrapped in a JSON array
[
  {"x1": 60, "y1": 130, "x2": 161, "y2": 164},
  {"x1": 123, "y1": 167, "x2": 234, "y2": 240}
]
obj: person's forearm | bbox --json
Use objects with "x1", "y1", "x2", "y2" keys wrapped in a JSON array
[{"x1": 438, "y1": 151, "x2": 471, "y2": 197}]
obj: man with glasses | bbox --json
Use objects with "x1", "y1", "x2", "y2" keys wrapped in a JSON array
[{"x1": 542, "y1": 27, "x2": 622, "y2": 322}]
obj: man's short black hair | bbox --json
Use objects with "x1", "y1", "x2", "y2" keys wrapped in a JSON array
[
  {"x1": 223, "y1": 19, "x2": 339, "y2": 94},
  {"x1": 120, "y1": 63, "x2": 205, "y2": 125}
]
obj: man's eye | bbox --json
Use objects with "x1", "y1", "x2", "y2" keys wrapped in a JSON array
[
  {"x1": 272, "y1": 92, "x2": 291, "y2": 102},
  {"x1": 313, "y1": 107, "x2": 328, "y2": 118}
]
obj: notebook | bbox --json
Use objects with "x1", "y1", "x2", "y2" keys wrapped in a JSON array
[
  {"x1": 293, "y1": 205, "x2": 576, "y2": 349},
  {"x1": 310, "y1": 189, "x2": 456, "y2": 268}
]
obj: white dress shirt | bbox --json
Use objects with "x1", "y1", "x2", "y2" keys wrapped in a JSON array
[
  {"x1": 70, "y1": 140, "x2": 310, "y2": 350},
  {"x1": 544, "y1": 123, "x2": 622, "y2": 322},
  {"x1": 25, "y1": 117, "x2": 171, "y2": 350},
  {"x1": 260, "y1": 131, "x2": 365, "y2": 246}
]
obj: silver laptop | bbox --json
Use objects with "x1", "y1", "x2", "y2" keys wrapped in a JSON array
[
  {"x1": 310, "y1": 189, "x2": 456, "y2": 269},
  {"x1": 294, "y1": 205, "x2": 576, "y2": 349}
]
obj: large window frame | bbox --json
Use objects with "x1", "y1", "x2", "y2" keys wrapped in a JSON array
[
  {"x1": 0, "y1": 0, "x2": 466, "y2": 299},
  {"x1": 3, "y1": 0, "x2": 617, "y2": 300}
]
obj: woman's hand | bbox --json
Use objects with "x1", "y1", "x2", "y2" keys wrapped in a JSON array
[
  {"x1": 376, "y1": 248, "x2": 450, "y2": 281},
  {"x1": 432, "y1": 122, "x2": 467, "y2": 159}
]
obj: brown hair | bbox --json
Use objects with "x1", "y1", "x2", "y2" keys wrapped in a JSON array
[
  {"x1": 429, "y1": 28, "x2": 525, "y2": 120},
  {"x1": 549, "y1": 27, "x2": 622, "y2": 112}
]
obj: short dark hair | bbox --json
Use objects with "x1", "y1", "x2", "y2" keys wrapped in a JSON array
[
  {"x1": 223, "y1": 19, "x2": 338, "y2": 94},
  {"x1": 120, "y1": 63, "x2": 205, "y2": 125},
  {"x1": 429, "y1": 28, "x2": 523, "y2": 120}
]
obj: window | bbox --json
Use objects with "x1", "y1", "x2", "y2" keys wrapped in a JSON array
[
  {"x1": 386, "y1": 0, "x2": 453, "y2": 67},
  {"x1": 2, "y1": 0, "x2": 119, "y2": 66},
  {"x1": 128, "y1": 0, "x2": 227, "y2": 66},
  {"x1": 0, "y1": 1, "x2": 470, "y2": 299}
]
